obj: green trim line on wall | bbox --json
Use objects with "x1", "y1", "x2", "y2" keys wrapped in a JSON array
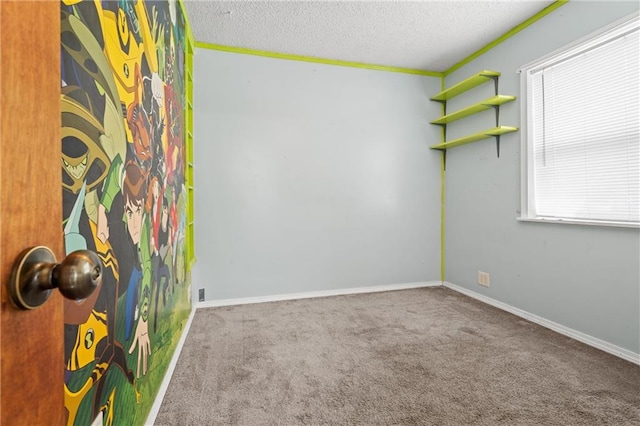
[
  {"x1": 439, "y1": 76, "x2": 446, "y2": 283},
  {"x1": 193, "y1": 0, "x2": 569, "y2": 78},
  {"x1": 444, "y1": 0, "x2": 570, "y2": 76},
  {"x1": 195, "y1": 41, "x2": 444, "y2": 77}
]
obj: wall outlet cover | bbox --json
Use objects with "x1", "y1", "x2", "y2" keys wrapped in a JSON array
[
  {"x1": 198, "y1": 288, "x2": 205, "y2": 302},
  {"x1": 478, "y1": 271, "x2": 490, "y2": 287}
]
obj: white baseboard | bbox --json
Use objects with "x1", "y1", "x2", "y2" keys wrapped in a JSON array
[
  {"x1": 197, "y1": 281, "x2": 443, "y2": 309},
  {"x1": 145, "y1": 307, "x2": 197, "y2": 426},
  {"x1": 443, "y1": 281, "x2": 640, "y2": 366}
]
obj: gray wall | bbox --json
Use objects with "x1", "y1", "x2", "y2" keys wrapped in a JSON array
[
  {"x1": 444, "y1": 1, "x2": 640, "y2": 355},
  {"x1": 193, "y1": 50, "x2": 442, "y2": 300}
]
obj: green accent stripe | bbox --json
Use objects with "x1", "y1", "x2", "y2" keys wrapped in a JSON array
[
  {"x1": 179, "y1": 0, "x2": 196, "y2": 268},
  {"x1": 444, "y1": 0, "x2": 570, "y2": 76},
  {"x1": 440, "y1": 151, "x2": 446, "y2": 283},
  {"x1": 439, "y1": 76, "x2": 446, "y2": 283},
  {"x1": 195, "y1": 41, "x2": 444, "y2": 77}
]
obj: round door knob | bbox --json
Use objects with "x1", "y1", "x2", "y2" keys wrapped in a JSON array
[{"x1": 8, "y1": 246, "x2": 102, "y2": 310}]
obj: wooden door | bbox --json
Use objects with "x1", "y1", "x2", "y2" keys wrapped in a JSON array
[{"x1": 0, "y1": 2, "x2": 65, "y2": 424}]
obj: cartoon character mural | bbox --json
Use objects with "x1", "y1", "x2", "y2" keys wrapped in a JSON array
[{"x1": 60, "y1": 1, "x2": 190, "y2": 425}]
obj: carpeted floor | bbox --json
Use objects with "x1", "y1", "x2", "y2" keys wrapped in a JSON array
[{"x1": 156, "y1": 287, "x2": 640, "y2": 425}]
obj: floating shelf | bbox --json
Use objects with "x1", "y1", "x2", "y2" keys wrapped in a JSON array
[
  {"x1": 430, "y1": 126, "x2": 519, "y2": 151},
  {"x1": 430, "y1": 70, "x2": 501, "y2": 101},
  {"x1": 430, "y1": 95, "x2": 516, "y2": 125}
]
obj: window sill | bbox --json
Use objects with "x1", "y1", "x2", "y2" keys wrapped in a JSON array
[{"x1": 517, "y1": 217, "x2": 640, "y2": 229}]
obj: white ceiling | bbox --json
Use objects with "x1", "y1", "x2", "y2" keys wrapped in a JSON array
[{"x1": 183, "y1": 0, "x2": 556, "y2": 73}]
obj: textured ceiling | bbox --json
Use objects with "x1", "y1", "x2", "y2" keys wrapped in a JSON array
[{"x1": 183, "y1": 0, "x2": 556, "y2": 72}]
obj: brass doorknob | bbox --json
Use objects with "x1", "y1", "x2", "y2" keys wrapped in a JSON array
[{"x1": 8, "y1": 246, "x2": 102, "y2": 310}]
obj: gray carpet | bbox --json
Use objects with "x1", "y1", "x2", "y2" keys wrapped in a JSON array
[{"x1": 156, "y1": 287, "x2": 640, "y2": 425}]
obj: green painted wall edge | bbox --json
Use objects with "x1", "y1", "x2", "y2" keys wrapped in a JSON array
[
  {"x1": 195, "y1": 41, "x2": 444, "y2": 77},
  {"x1": 444, "y1": 0, "x2": 570, "y2": 76},
  {"x1": 192, "y1": 1, "x2": 568, "y2": 78},
  {"x1": 178, "y1": 0, "x2": 196, "y2": 268},
  {"x1": 439, "y1": 76, "x2": 446, "y2": 283}
]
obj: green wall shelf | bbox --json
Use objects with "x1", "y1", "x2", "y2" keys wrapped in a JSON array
[
  {"x1": 430, "y1": 126, "x2": 518, "y2": 150},
  {"x1": 429, "y1": 69, "x2": 518, "y2": 162},
  {"x1": 431, "y1": 70, "x2": 500, "y2": 101},
  {"x1": 430, "y1": 95, "x2": 516, "y2": 125}
]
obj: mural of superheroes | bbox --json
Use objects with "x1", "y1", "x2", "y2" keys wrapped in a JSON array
[{"x1": 60, "y1": 1, "x2": 191, "y2": 425}]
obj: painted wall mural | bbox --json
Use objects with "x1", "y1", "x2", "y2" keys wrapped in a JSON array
[{"x1": 60, "y1": 1, "x2": 191, "y2": 425}]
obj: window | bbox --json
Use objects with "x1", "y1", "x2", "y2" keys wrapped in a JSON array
[{"x1": 520, "y1": 13, "x2": 639, "y2": 227}]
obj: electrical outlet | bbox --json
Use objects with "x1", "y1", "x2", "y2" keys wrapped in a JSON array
[
  {"x1": 478, "y1": 271, "x2": 490, "y2": 287},
  {"x1": 198, "y1": 288, "x2": 205, "y2": 302}
]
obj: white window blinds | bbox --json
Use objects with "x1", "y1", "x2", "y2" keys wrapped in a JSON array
[{"x1": 524, "y1": 16, "x2": 639, "y2": 225}]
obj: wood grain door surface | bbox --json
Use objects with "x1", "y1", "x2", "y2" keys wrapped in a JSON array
[{"x1": 1, "y1": 2, "x2": 66, "y2": 424}]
